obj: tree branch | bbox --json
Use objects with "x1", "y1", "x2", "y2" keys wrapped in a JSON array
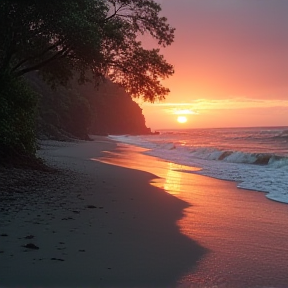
[
  {"x1": 104, "y1": 2, "x2": 126, "y2": 21},
  {"x1": 15, "y1": 46, "x2": 69, "y2": 77},
  {"x1": 11, "y1": 40, "x2": 65, "y2": 73}
]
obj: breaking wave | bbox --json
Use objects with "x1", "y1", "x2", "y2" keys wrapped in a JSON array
[{"x1": 109, "y1": 127, "x2": 288, "y2": 204}]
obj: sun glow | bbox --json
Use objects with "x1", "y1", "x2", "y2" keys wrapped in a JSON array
[{"x1": 177, "y1": 116, "x2": 187, "y2": 123}]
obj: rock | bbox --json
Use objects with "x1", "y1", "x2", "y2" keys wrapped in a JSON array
[
  {"x1": 23, "y1": 243, "x2": 39, "y2": 250},
  {"x1": 51, "y1": 257, "x2": 65, "y2": 261},
  {"x1": 86, "y1": 205, "x2": 97, "y2": 209}
]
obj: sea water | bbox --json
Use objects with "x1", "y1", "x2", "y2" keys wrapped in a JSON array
[{"x1": 109, "y1": 126, "x2": 288, "y2": 204}]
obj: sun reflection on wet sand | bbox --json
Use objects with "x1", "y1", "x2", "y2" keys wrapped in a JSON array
[
  {"x1": 94, "y1": 144, "x2": 199, "y2": 189},
  {"x1": 154, "y1": 163, "x2": 182, "y2": 196},
  {"x1": 95, "y1": 143, "x2": 200, "y2": 197},
  {"x1": 151, "y1": 162, "x2": 197, "y2": 197},
  {"x1": 94, "y1": 143, "x2": 288, "y2": 288}
]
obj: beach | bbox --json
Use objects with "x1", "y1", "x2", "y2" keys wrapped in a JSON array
[
  {"x1": 0, "y1": 137, "x2": 204, "y2": 288},
  {"x1": 1, "y1": 137, "x2": 288, "y2": 288}
]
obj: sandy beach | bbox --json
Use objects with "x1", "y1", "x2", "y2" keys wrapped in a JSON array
[
  {"x1": 0, "y1": 137, "x2": 205, "y2": 288},
  {"x1": 2, "y1": 137, "x2": 288, "y2": 288}
]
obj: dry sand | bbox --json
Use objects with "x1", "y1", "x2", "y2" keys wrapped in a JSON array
[{"x1": 0, "y1": 137, "x2": 205, "y2": 288}]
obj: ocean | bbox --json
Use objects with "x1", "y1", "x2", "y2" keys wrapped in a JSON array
[{"x1": 109, "y1": 126, "x2": 288, "y2": 204}]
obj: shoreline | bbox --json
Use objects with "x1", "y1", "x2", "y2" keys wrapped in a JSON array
[
  {"x1": 97, "y1": 141, "x2": 288, "y2": 288},
  {"x1": 109, "y1": 127, "x2": 288, "y2": 205},
  {"x1": 0, "y1": 137, "x2": 205, "y2": 288}
]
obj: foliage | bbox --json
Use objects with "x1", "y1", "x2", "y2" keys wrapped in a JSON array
[
  {"x1": 27, "y1": 72, "x2": 92, "y2": 140},
  {"x1": 28, "y1": 72, "x2": 150, "y2": 140},
  {"x1": 0, "y1": 0, "x2": 175, "y2": 101},
  {"x1": 0, "y1": 74, "x2": 37, "y2": 160}
]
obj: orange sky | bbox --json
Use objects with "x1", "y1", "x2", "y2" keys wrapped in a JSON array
[{"x1": 137, "y1": 0, "x2": 288, "y2": 130}]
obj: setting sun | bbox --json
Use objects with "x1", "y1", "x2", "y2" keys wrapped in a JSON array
[{"x1": 177, "y1": 116, "x2": 187, "y2": 123}]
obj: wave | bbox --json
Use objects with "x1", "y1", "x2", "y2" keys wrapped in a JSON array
[
  {"x1": 145, "y1": 142, "x2": 288, "y2": 169},
  {"x1": 145, "y1": 144, "x2": 288, "y2": 203},
  {"x1": 188, "y1": 147, "x2": 288, "y2": 168},
  {"x1": 109, "y1": 134, "x2": 288, "y2": 204},
  {"x1": 229, "y1": 129, "x2": 288, "y2": 141},
  {"x1": 272, "y1": 130, "x2": 288, "y2": 140},
  {"x1": 109, "y1": 135, "x2": 288, "y2": 168},
  {"x1": 158, "y1": 142, "x2": 176, "y2": 150}
]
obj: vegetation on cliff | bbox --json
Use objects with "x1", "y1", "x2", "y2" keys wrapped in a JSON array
[{"x1": 27, "y1": 72, "x2": 152, "y2": 140}]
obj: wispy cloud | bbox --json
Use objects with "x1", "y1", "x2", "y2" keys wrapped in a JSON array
[
  {"x1": 141, "y1": 98, "x2": 288, "y2": 114},
  {"x1": 171, "y1": 109, "x2": 197, "y2": 115}
]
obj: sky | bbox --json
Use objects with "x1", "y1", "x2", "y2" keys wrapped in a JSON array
[{"x1": 137, "y1": 0, "x2": 288, "y2": 130}]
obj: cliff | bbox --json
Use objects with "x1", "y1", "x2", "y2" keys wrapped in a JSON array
[
  {"x1": 26, "y1": 73, "x2": 152, "y2": 140},
  {"x1": 84, "y1": 80, "x2": 152, "y2": 136}
]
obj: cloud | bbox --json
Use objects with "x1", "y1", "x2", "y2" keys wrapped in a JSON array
[
  {"x1": 167, "y1": 108, "x2": 198, "y2": 115},
  {"x1": 141, "y1": 98, "x2": 288, "y2": 113}
]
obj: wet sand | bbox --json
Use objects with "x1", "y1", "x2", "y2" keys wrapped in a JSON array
[
  {"x1": 99, "y1": 143, "x2": 288, "y2": 288},
  {"x1": 0, "y1": 137, "x2": 205, "y2": 288}
]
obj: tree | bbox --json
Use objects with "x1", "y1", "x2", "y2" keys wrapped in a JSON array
[{"x1": 0, "y1": 0, "x2": 175, "y2": 102}]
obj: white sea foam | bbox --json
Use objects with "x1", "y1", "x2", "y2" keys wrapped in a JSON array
[{"x1": 109, "y1": 128, "x2": 288, "y2": 204}]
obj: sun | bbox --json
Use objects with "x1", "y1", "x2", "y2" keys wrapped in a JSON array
[{"x1": 177, "y1": 116, "x2": 187, "y2": 123}]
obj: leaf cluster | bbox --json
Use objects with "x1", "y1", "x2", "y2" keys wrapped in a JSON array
[{"x1": 0, "y1": 0, "x2": 175, "y2": 101}]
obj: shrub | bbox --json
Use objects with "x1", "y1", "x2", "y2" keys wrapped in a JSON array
[{"x1": 0, "y1": 74, "x2": 37, "y2": 162}]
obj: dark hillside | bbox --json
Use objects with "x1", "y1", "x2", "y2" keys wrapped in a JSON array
[
  {"x1": 26, "y1": 73, "x2": 152, "y2": 140},
  {"x1": 83, "y1": 80, "x2": 152, "y2": 136}
]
